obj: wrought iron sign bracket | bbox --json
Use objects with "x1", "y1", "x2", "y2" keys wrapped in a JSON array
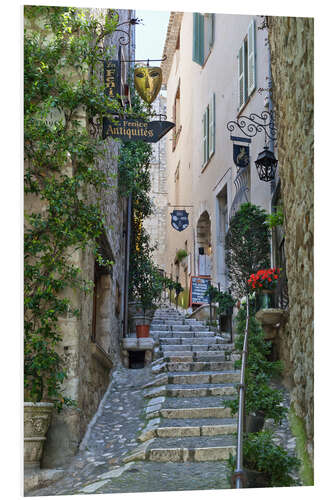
[{"x1": 227, "y1": 110, "x2": 277, "y2": 145}]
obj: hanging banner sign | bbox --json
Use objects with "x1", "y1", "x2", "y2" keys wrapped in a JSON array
[
  {"x1": 102, "y1": 116, "x2": 175, "y2": 143},
  {"x1": 170, "y1": 210, "x2": 189, "y2": 232},
  {"x1": 233, "y1": 144, "x2": 250, "y2": 168},
  {"x1": 190, "y1": 276, "x2": 211, "y2": 306},
  {"x1": 104, "y1": 60, "x2": 121, "y2": 100}
]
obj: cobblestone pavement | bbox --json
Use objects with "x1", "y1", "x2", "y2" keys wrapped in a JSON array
[
  {"x1": 27, "y1": 363, "x2": 231, "y2": 496},
  {"x1": 27, "y1": 306, "x2": 300, "y2": 496}
]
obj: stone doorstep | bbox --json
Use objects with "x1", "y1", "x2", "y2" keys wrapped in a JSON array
[
  {"x1": 122, "y1": 338, "x2": 155, "y2": 350},
  {"x1": 147, "y1": 445, "x2": 236, "y2": 462},
  {"x1": 24, "y1": 468, "x2": 65, "y2": 494}
]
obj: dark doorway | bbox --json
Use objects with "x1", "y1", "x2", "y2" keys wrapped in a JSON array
[{"x1": 128, "y1": 351, "x2": 145, "y2": 369}]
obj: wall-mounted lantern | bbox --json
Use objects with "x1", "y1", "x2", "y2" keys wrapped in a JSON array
[
  {"x1": 227, "y1": 110, "x2": 278, "y2": 182},
  {"x1": 255, "y1": 146, "x2": 278, "y2": 182}
]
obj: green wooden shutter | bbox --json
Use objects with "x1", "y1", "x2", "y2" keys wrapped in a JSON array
[
  {"x1": 208, "y1": 93, "x2": 215, "y2": 157},
  {"x1": 208, "y1": 13, "x2": 215, "y2": 48},
  {"x1": 203, "y1": 108, "x2": 208, "y2": 167},
  {"x1": 247, "y1": 19, "x2": 256, "y2": 95},
  {"x1": 193, "y1": 13, "x2": 204, "y2": 65},
  {"x1": 238, "y1": 44, "x2": 245, "y2": 109}
]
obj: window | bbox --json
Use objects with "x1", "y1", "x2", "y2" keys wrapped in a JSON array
[
  {"x1": 193, "y1": 13, "x2": 215, "y2": 66},
  {"x1": 238, "y1": 19, "x2": 256, "y2": 110},
  {"x1": 202, "y1": 93, "x2": 215, "y2": 168}
]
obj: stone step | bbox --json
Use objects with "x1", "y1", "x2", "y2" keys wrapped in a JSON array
[
  {"x1": 163, "y1": 353, "x2": 235, "y2": 363},
  {"x1": 151, "y1": 324, "x2": 209, "y2": 332},
  {"x1": 165, "y1": 361, "x2": 235, "y2": 372},
  {"x1": 145, "y1": 436, "x2": 236, "y2": 462},
  {"x1": 159, "y1": 337, "x2": 224, "y2": 345},
  {"x1": 159, "y1": 406, "x2": 233, "y2": 419},
  {"x1": 160, "y1": 344, "x2": 234, "y2": 352},
  {"x1": 168, "y1": 371, "x2": 240, "y2": 385},
  {"x1": 142, "y1": 370, "x2": 240, "y2": 389},
  {"x1": 144, "y1": 383, "x2": 237, "y2": 399},
  {"x1": 155, "y1": 422, "x2": 237, "y2": 438},
  {"x1": 153, "y1": 332, "x2": 217, "y2": 340}
]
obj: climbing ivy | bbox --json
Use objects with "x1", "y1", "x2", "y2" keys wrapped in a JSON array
[{"x1": 24, "y1": 6, "x2": 124, "y2": 410}]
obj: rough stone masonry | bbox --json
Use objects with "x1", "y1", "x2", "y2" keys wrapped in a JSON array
[{"x1": 268, "y1": 16, "x2": 314, "y2": 465}]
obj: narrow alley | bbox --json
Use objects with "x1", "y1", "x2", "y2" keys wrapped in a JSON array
[
  {"x1": 23, "y1": 5, "x2": 314, "y2": 497},
  {"x1": 29, "y1": 305, "x2": 298, "y2": 495}
]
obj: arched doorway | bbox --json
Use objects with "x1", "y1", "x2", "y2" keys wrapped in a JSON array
[{"x1": 196, "y1": 211, "x2": 212, "y2": 276}]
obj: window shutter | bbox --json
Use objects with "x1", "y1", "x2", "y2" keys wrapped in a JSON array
[
  {"x1": 209, "y1": 93, "x2": 215, "y2": 157},
  {"x1": 247, "y1": 19, "x2": 256, "y2": 95},
  {"x1": 203, "y1": 109, "x2": 208, "y2": 167},
  {"x1": 193, "y1": 13, "x2": 204, "y2": 65},
  {"x1": 208, "y1": 13, "x2": 215, "y2": 48},
  {"x1": 238, "y1": 44, "x2": 245, "y2": 109}
]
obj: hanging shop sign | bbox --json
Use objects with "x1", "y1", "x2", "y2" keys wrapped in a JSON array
[
  {"x1": 102, "y1": 116, "x2": 175, "y2": 142},
  {"x1": 134, "y1": 66, "x2": 162, "y2": 104},
  {"x1": 190, "y1": 276, "x2": 211, "y2": 306},
  {"x1": 104, "y1": 60, "x2": 121, "y2": 99},
  {"x1": 170, "y1": 210, "x2": 189, "y2": 232},
  {"x1": 233, "y1": 144, "x2": 250, "y2": 168}
]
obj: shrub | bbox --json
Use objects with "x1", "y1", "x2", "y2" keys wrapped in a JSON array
[
  {"x1": 225, "y1": 203, "x2": 270, "y2": 298},
  {"x1": 227, "y1": 431, "x2": 300, "y2": 487}
]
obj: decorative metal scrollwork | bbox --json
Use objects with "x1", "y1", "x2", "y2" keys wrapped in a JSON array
[{"x1": 227, "y1": 110, "x2": 277, "y2": 144}]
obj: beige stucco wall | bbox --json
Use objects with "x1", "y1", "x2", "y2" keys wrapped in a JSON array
[
  {"x1": 163, "y1": 13, "x2": 274, "y2": 297},
  {"x1": 268, "y1": 16, "x2": 314, "y2": 465}
]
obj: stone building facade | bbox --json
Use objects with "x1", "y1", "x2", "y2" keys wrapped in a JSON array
[
  {"x1": 25, "y1": 8, "x2": 135, "y2": 468},
  {"x1": 268, "y1": 16, "x2": 314, "y2": 466},
  {"x1": 143, "y1": 94, "x2": 168, "y2": 272}
]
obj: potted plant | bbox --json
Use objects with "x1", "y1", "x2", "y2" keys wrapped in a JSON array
[
  {"x1": 248, "y1": 267, "x2": 281, "y2": 309},
  {"x1": 129, "y1": 251, "x2": 165, "y2": 337},
  {"x1": 175, "y1": 248, "x2": 188, "y2": 269},
  {"x1": 226, "y1": 302, "x2": 286, "y2": 430},
  {"x1": 24, "y1": 323, "x2": 75, "y2": 470},
  {"x1": 227, "y1": 431, "x2": 300, "y2": 488}
]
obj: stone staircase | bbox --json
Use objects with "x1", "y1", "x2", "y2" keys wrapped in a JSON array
[{"x1": 130, "y1": 306, "x2": 240, "y2": 464}]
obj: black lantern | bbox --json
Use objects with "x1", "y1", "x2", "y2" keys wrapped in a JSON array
[{"x1": 255, "y1": 146, "x2": 278, "y2": 182}]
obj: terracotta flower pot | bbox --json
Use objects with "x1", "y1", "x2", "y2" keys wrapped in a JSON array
[{"x1": 136, "y1": 324, "x2": 150, "y2": 338}]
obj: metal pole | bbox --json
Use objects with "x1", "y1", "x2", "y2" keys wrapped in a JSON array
[
  {"x1": 234, "y1": 294, "x2": 250, "y2": 489},
  {"x1": 218, "y1": 283, "x2": 221, "y2": 334},
  {"x1": 123, "y1": 192, "x2": 132, "y2": 338}
]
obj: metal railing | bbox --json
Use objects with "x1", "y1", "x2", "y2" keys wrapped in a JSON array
[{"x1": 232, "y1": 293, "x2": 250, "y2": 488}]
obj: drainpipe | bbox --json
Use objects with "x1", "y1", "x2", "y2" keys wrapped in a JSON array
[{"x1": 122, "y1": 192, "x2": 132, "y2": 338}]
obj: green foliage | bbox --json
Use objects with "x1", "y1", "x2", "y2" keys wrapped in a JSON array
[
  {"x1": 266, "y1": 205, "x2": 284, "y2": 228},
  {"x1": 225, "y1": 203, "x2": 270, "y2": 298},
  {"x1": 176, "y1": 249, "x2": 188, "y2": 262},
  {"x1": 24, "y1": 6, "x2": 120, "y2": 409},
  {"x1": 205, "y1": 285, "x2": 235, "y2": 315},
  {"x1": 227, "y1": 431, "x2": 300, "y2": 487},
  {"x1": 227, "y1": 302, "x2": 286, "y2": 423},
  {"x1": 289, "y1": 406, "x2": 314, "y2": 485}
]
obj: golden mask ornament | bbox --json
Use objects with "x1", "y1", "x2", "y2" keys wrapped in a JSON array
[{"x1": 134, "y1": 66, "x2": 162, "y2": 104}]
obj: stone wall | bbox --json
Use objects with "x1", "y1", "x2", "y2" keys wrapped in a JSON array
[
  {"x1": 268, "y1": 16, "x2": 314, "y2": 464},
  {"x1": 26, "y1": 8, "x2": 134, "y2": 468}
]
